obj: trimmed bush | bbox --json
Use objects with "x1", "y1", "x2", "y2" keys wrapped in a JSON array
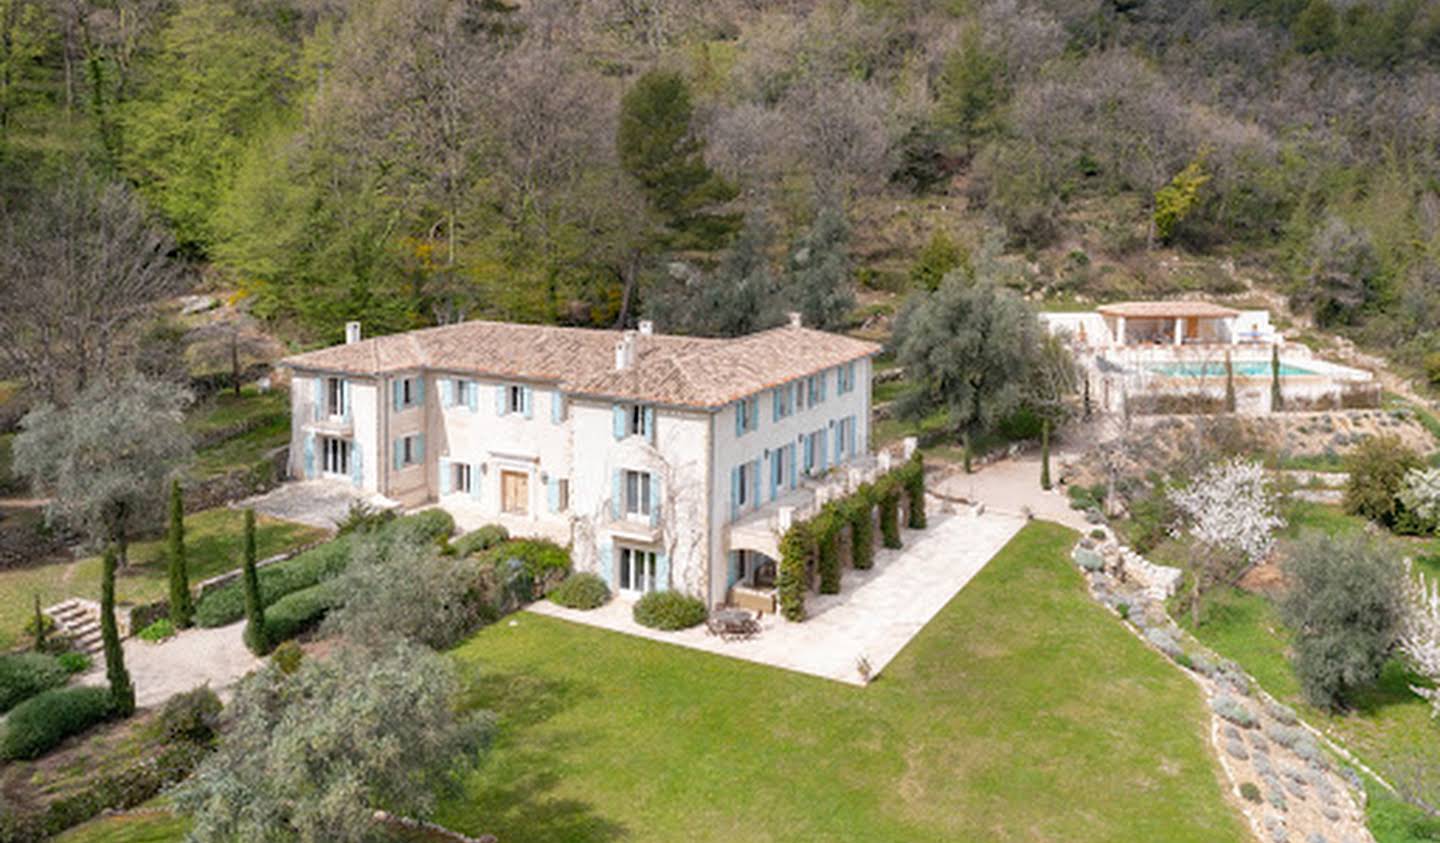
[
  {"x1": 0, "y1": 686, "x2": 114, "y2": 760},
  {"x1": 479, "y1": 539, "x2": 571, "y2": 597},
  {"x1": 876, "y1": 477, "x2": 902, "y2": 549},
  {"x1": 846, "y1": 484, "x2": 876, "y2": 570},
  {"x1": 549, "y1": 573, "x2": 610, "y2": 609},
  {"x1": 195, "y1": 539, "x2": 351, "y2": 627},
  {"x1": 0, "y1": 652, "x2": 69, "y2": 713},
  {"x1": 778, "y1": 525, "x2": 812, "y2": 621},
  {"x1": 56, "y1": 652, "x2": 90, "y2": 674},
  {"x1": 813, "y1": 505, "x2": 843, "y2": 594},
  {"x1": 632, "y1": 591, "x2": 707, "y2": 630},
  {"x1": 451, "y1": 524, "x2": 510, "y2": 557},
  {"x1": 1240, "y1": 781, "x2": 1262, "y2": 803},
  {"x1": 1212, "y1": 695, "x2": 1257, "y2": 728},
  {"x1": 335, "y1": 500, "x2": 397, "y2": 536},
  {"x1": 137, "y1": 618, "x2": 176, "y2": 642},
  {"x1": 158, "y1": 686, "x2": 223, "y2": 745},
  {"x1": 386, "y1": 509, "x2": 456, "y2": 545},
  {"x1": 263, "y1": 581, "x2": 344, "y2": 643},
  {"x1": 899, "y1": 452, "x2": 926, "y2": 529}
]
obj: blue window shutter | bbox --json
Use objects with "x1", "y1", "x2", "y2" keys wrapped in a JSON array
[
  {"x1": 819, "y1": 430, "x2": 828, "y2": 471},
  {"x1": 390, "y1": 380, "x2": 400, "y2": 412},
  {"x1": 650, "y1": 474, "x2": 662, "y2": 527},
  {"x1": 611, "y1": 470, "x2": 622, "y2": 519},
  {"x1": 439, "y1": 458, "x2": 452, "y2": 494},
  {"x1": 313, "y1": 378, "x2": 324, "y2": 421},
  {"x1": 342, "y1": 380, "x2": 352, "y2": 422},
  {"x1": 414, "y1": 378, "x2": 425, "y2": 406},
  {"x1": 351, "y1": 442, "x2": 362, "y2": 487},
  {"x1": 734, "y1": 403, "x2": 744, "y2": 438},
  {"x1": 848, "y1": 415, "x2": 857, "y2": 456},
  {"x1": 612, "y1": 404, "x2": 625, "y2": 440},
  {"x1": 834, "y1": 422, "x2": 843, "y2": 460},
  {"x1": 643, "y1": 406, "x2": 655, "y2": 443},
  {"x1": 788, "y1": 444, "x2": 797, "y2": 488},
  {"x1": 414, "y1": 433, "x2": 425, "y2": 463},
  {"x1": 392, "y1": 439, "x2": 403, "y2": 471},
  {"x1": 819, "y1": 371, "x2": 827, "y2": 402},
  {"x1": 768, "y1": 452, "x2": 778, "y2": 501},
  {"x1": 547, "y1": 477, "x2": 559, "y2": 512},
  {"x1": 772, "y1": 389, "x2": 781, "y2": 422},
  {"x1": 751, "y1": 459, "x2": 761, "y2": 508},
  {"x1": 748, "y1": 397, "x2": 759, "y2": 432},
  {"x1": 440, "y1": 379, "x2": 452, "y2": 408},
  {"x1": 494, "y1": 385, "x2": 506, "y2": 415},
  {"x1": 730, "y1": 466, "x2": 740, "y2": 520},
  {"x1": 599, "y1": 543, "x2": 614, "y2": 588},
  {"x1": 655, "y1": 552, "x2": 670, "y2": 592},
  {"x1": 470, "y1": 464, "x2": 483, "y2": 501},
  {"x1": 303, "y1": 433, "x2": 316, "y2": 478},
  {"x1": 523, "y1": 387, "x2": 534, "y2": 419},
  {"x1": 551, "y1": 391, "x2": 563, "y2": 424}
]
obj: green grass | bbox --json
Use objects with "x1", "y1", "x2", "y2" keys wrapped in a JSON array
[
  {"x1": 433, "y1": 521, "x2": 1244, "y2": 843},
  {"x1": 186, "y1": 387, "x2": 290, "y2": 478},
  {"x1": 0, "y1": 508, "x2": 324, "y2": 651},
  {"x1": 53, "y1": 813, "x2": 191, "y2": 843}
]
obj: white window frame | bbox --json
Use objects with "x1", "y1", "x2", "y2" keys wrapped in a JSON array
[
  {"x1": 453, "y1": 462, "x2": 472, "y2": 494},
  {"x1": 399, "y1": 434, "x2": 421, "y2": 467},
  {"x1": 326, "y1": 377, "x2": 346, "y2": 417},
  {"x1": 617, "y1": 545, "x2": 658, "y2": 594},
  {"x1": 506, "y1": 384, "x2": 525, "y2": 414},
  {"x1": 400, "y1": 377, "x2": 421, "y2": 409},
  {"x1": 321, "y1": 436, "x2": 350, "y2": 475},
  {"x1": 623, "y1": 469, "x2": 652, "y2": 519},
  {"x1": 627, "y1": 404, "x2": 647, "y2": 437},
  {"x1": 454, "y1": 379, "x2": 473, "y2": 407}
]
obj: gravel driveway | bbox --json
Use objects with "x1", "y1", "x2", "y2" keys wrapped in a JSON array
[{"x1": 238, "y1": 480, "x2": 397, "y2": 530}]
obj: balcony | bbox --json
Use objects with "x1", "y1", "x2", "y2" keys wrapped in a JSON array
[{"x1": 303, "y1": 413, "x2": 353, "y2": 437}]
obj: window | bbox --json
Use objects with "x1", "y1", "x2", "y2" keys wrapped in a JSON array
[
  {"x1": 623, "y1": 469, "x2": 652, "y2": 518},
  {"x1": 806, "y1": 372, "x2": 826, "y2": 405},
  {"x1": 734, "y1": 396, "x2": 759, "y2": 437},
  {"x1": 804, "y1": 430, "x2": 825, "y2": 475},
  {"x1": 772, "y1": 385, "x2": 793, "y2": 420},
  {"x1": 772, "y1": 447, "x2": 787, "y2": 491},
  {"x1": 397, "y1": 434, "x2": 422, "y2": 467},
  {"x1": 454, "y1": 379, "x2": 473, "y2": 407},
  {"x1": 321, "y1": 436, "x2": 350, "y2": 474},
  {"x1": 836, "y1": 362, "x2": 856, "y2": 395},
  {"x1": 325, "y1": 378, "x2": 346, "y2": 417},
  {"x1": 392, "y1": 376, "x2": 423, "y2": 411},
  {"x1": 795, "y1": 380, "x2": 806, "y2": 411},
  {"x1": 506, "y1": 385, "x2": 524, "y2": 414},
  {"x1": 453, "y1": 462, "x2": 472, "y2": 494},
  {"x1": 617, "y1": 546, "x2": 658, "y2": 593},
  {"x1": 737, "y1": 462, "x2": 752, "y2": 508},
  {"x1": 557, "y1": 478, "x2": 570, "y2": 512},
  {"x1": 835, "y1": 417, "x2": 855, "y2": 460}
]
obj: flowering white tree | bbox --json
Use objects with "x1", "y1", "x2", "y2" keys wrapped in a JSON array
[
  {"x1": 1400, "y1": 467, "x2": 1440, "y2": 530},
  {"x1": 1168, "y1": 458, "x2": 1284, "y2": 624},
  {"x1": 1399, "y1": 559, "x2": 1440, "y2": 719}
]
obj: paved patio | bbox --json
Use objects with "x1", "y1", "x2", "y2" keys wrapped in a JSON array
[
  {"x1": 77, "y1": 621, "x2": 259, "y2": 708},
  {"x1": 528, "y1": 509, "x2": 1026, "y2": 686},
  {"x1": 238, "y1": 480, "x2": 398, "y2": 530}
]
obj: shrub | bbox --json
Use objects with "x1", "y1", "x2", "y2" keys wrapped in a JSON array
[
  {"x1": 899, "y1": 453, "x2": 927, "y2": 529},
  {"x1": 158, "y1": 687, "x2": 223, "y2": 745},
  {"x1": 1343, "y1": 435, "x2": 1422, "y2": 527},
  {"x1": 846, "y1": 485, "x2": 876, "y2": 570},
  {"x1": 813, "y1": 506, "x2": 843, "y2": 594},
  {"x1": 778, "y1": 524, "x2": 812, "y2": 621},
  {"x1": 1212, "y1": 695, "x2": 1257, "y2": 728},
  {"x1": 137, "y1": 618, "x2": 176, "y2": 642},
  {"x1": 632, "y1": 591, "x2": 707, "y2": 630},
  {"x1": 195, "y1": 539, "x2": 352, "y2": 627},
  {"x1": 479, "y1": 539, "x2": 571, "y2": 597},
  {"x1": 1240, "y1": 781, "x2": 1263, "y2": 803},
  {"x1": 325, "y1": 540, "x2": 486, "y2": 650},
  {"x1": 263, "y1": 581, "x2": 344, "y2": 643},
  {"x1": 1144, "y1": 627, "x2": 1185, "y2": 660},
  {"x1": 1089, "y1": 528, "x2": 1107, "y2": 541},
  {"x1": 876, "y1": 477, "x2": 902, "y2": 549},
  {"x1": 451, "y1": 524, "x2": 510, "y2": 557},
  {"x1": 0, "y1": 686, "x2": 113, "y2": 760},
  {"x1": 56, "y1": 652, "x2": 90, "y2": 674},
  {"x1": 386, "y1": 509, "x2": 456, "y2": 545},
  {"x1": 549, "y1": 573, "x2": 610, "y2": 610},
  {"x1": 271, "y1": 640, "x2": 304, "y2": 674},
  {"x1": 1117, "y1": 602, "x2": 1130, "y2": 620},
  {"x1": 334, "y1": 501, "x2": 396, "y2": 536},
  {"x1": 0, "y1": 652, "x2": 69, "y2": 713}
]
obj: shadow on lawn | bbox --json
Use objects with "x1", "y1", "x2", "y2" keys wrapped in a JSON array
[{"x1": 447, "y1": 668, "x2": 626, "y2": 843}]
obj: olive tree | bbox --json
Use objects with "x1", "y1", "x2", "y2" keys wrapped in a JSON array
[
  {"x1": 173, "y1": 641, "x2": 492, "y2": 842},
  {"x1": 1281, "y1": 531, "x2": 1406, "y2": 711},
  {"x1": 322, "y1": 537, "x2": 484, "y2": 651},
  {"x1": 13, "y1": 375, "x2": 192, "y2": 566}
]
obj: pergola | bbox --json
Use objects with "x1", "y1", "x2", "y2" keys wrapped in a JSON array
[{"x1": 1096, "y1": 301, "x2": 1240, "y2": 347}]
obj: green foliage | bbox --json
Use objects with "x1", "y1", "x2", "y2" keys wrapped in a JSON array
[
  {"x1": 240, "y1": 509, "x2": 268, "y2": 656},
  {"x1": 899, "y1": 453, "x2": 927, "y2": 529},
  {"x1": 1280, "y1": 531, "x2": 1406, "y2": 710},
  {"x1": 845, "y1": 484, "x2": 877, "y2": 570},
  {"x1": 0, "y1": 652, "x2": 69, "y2": 713},
  {"x1": 1239, "y1": 781, "x2": 1263, "y2": 803},
  {"x1": 1292, "y1": 0, "x2": 1339, "y2": 52},
  {"x1": 549, "y1": 573, "x2": 611, "y2": 610},
  {"x1": 271, "y1": 639, "x2": 304, "y2": 675},
  {"x1": 0, "y1": 686, "x2": 114, "y2": 760},
  {"x1": 908, "y1": 231, "x2": 968, "y2": 291},
  {"x1": 632, "y1": 591, "x2": 707, "y2": 631},
  {"x1": 324, "y1": 537, "x2": 487, "y2": 650},
  {"x1": 1040, "y1": 420, "x2": 1052, "y2": 490},
  {"x1": 451, "y1": 524, "x2": 510, "y2": 557},
  {"x1": 1343, "y1": 435, "x2": 1423, "y2": 528},
  {"x1": 333, "y1": 500, "x2": 396, "y2": 537},
  {"x1": 1270, "y1": 345, "x2": 1284, "y2": 412},
  {"x1": 166, "y1": 480, "x2": 193, "y2": 629},
  {"x1": 649, "y1": 209, "x2": 781, "y2": 337},
  {"x1": 100, "y1": 545, "x2": 134, "y2": 718},
  {"x1": 812, "y1": 506, "x2": 843, "y2": 594},
  {"x1": 877, "y1": 476, "x2": 903, "y2": 549},
  {"x1": 617, "y1": 69, "x2": 737, "y2": 249},
  {"x1": 194, "y1": 538, "x2": 348, "y2": 626},
  {"x1": 778, "y1": 524, "x2": 812, "y2": 621},
  {"x1": 262, "y1": 580, "x2": 342, "y2": 644},
  {"x1": 1153, "y1": 156, "x2": 1210, "y2": 243},
  {"x1": 56, "y1": 651, "x2": 90, "y2": 674},
  {"x1": 137, "y1": 618, "x2": 176, "y2": 642},
  {"x1": 172, "y1": 642, "x2": 491, "y2": 843},
  {"x1": 1224, "y1": 352, "x2": 1237, "y2": 413},
  {"x1": 786, "y1": 204, "x2": 854, "y2": 330},
  {"x1": 157, "y1": 686, "x2": 223, "y2": 745},
  {"x1": 934, "y1": 26, "x2": 1005, "y2": 154},
  {"x1": 478, "y1": 539, "x2": 571, "y2": 593},
  {"x1": 25, "y1": 596, "x2": 52, "y2": 646}
]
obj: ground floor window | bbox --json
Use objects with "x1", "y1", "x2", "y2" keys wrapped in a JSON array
[
  {"x1": 617, "y1": 545, "x2": 658, "y2": 593},
  {"x1": 453, "y1": 462, "x2": 472, "y2": 494},
  {"x1": 321, "y1": 436, "x2": 350, "y2": 475}
]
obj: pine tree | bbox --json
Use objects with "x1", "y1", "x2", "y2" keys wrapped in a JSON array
[
  {"x1": 787, "y1": 204, "x2": 854, "y2": 330},
  {"x1": 101, "y1": 544, "x2": 135, "y2": 716},
  {"x1": 1271, "y1": 345, "x2": 1284, "y2": 412},
  {"x1": 1224, "y1": 351, "x2": 1237, "y2": 413},
  {"x1": 167, "y1": 479, "x2": 193, "y2": 628},
  {"x1": 1040, "y1": 419, "x2": 1052, "y2": 490},
  {"x1": 241, "y1": 509, "x2": 269, "y2": 655}
]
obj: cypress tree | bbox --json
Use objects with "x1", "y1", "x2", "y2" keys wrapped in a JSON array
[
  {"x1": 1270, "y1": 345, "x2": 1284, "y2": 412},
  {"x1": 166, "y1": 479, "x2": 193, "y2": 628},
  {"x1": 101, "y1": 544, "x2": 135, "y2": 716},
  {"x1": 962, "y1": 430, "x2": 973, "y2": 474},
  {"x1": 1040, "y1": 419, "x2": 1052, "y2": 490},
  {"x1": 1082, "y1": 376, "x2": 1092, "y2": 419},
  {"x1": 241, "y1": 509, "x2": 269, "y2": 655},
  {"x1": 1224, "y1": 351, "x2": 1237, "y2": 413},
  {"x1": 32, "y1": 594, "x2": 46, "y2": 650}
]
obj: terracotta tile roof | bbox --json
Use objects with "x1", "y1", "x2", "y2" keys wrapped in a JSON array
[
  {"x1": 281, "y1": 321, "x2": 881, "y2": 409},
  {"x1": 1097, "y1": 301, "x2": 1240, "y2": 319}
]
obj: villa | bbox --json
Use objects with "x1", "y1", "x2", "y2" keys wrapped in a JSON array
[
  {"x1": 1041, "y1": 301, "x2": 1376, "y2": 414},
  {"x1": 280, "y1": 315, "x2": 882, "y2": 610}
]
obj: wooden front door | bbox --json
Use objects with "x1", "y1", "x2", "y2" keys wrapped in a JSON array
[
  {"x1": 501, "y1": 470, "x2": 528, "y2": 515},
  {"x1": 1185, "y1": 317, "x2": 1200, "y2": 340}
]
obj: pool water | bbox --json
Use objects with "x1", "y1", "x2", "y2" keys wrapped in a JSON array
[{"x1": 1146, "y1": 361, "x2": 1315, "y2": 378}]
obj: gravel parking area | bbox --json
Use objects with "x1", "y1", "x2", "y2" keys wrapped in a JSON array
[{"x1": 238, "y1": 480, "x2": 397, "y2": 530}]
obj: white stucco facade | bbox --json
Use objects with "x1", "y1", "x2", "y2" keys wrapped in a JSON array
[{"x1": 286, "y1": 328, "x2": 877, "y2": 608}]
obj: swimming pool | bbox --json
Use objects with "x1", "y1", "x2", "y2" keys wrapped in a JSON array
[{"x1": 1146, "y1": 361, "x2": 1316, "y2": 378}]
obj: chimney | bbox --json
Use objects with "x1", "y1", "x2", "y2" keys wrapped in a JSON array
[
  {"x1": 345, "y1": 321, "x2": 362, "y2": 345},
  {"x1": 787, "y1": 311, "x2": 802, "y2": 329},
  {"x1": 614, "y1": 330, "x2": 638, "y2": 371},
  {"x1": 638, "y1": 319, "x2": 654, "y2": 336}
]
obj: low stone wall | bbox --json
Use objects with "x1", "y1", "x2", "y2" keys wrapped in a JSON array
[
  {"x1": 182, "y1": 446, "x2": 289, "y2": 515},
  {"x1": 194, "y1": 538, "x2": 329, "y2": 600}
]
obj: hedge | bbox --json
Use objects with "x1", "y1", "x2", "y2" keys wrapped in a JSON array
[
  {"x1": 845, "y1": 484, "x2": 876, "y2": 570},
  {"x1": 0, "y1": 652, "x2": 69, "y2": 714},
  {"x1": 812, "y1": 504, "x2": 843, "y2": 595},
  {"x1": 451, "y1": 524, "x2": 509, "y2": 557},
  {"x1": 876, "y1": 475, "x2": 902, "y2": 549},
  {"x1": 777, "y1": 525, "x2": 813, "y2": 622},
  {"x1": 263, "y1": 580, "x2": 345, "y2": 643},
  {"x1": 194, "y1": 511, "x2": 455, "y2": 627},
  {"x1": 479, "y1": 538, "x2": 571, "y2": 599},
  {"x1": 899, "y1": 452, "x2": 926, "y2": 529},
  {"x1": 0, "y1": 686, "x2": 114, "y2": 760},
  {"x1": 632, "y1": 591, "x2": 706, "y2": 630},
  {"x1": 549, "y1": 572, "x2": 610, "y2": 609}
]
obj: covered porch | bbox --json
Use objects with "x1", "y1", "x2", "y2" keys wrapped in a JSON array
[{"x1": 1098, "y1": 301, "x2": 1240, "y2": 348}]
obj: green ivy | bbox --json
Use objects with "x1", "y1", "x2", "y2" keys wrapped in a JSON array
[
  {"x1": 847, "y1": 483, "x2": 876, "y2": 570},
  {"x1": 777, "y1": 526, "x2": 813, "y2": 622},
  {"x1": 876, "y1": 475, "x2": 903, "y2": 549},
  {"x1": 813, "y1": 504, "x2": 843, "y2": 595},
  {"x1": 899, "y1": 453, "x2": 927, "y2": 529}
]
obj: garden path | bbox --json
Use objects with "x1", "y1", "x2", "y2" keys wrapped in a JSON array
[{"x1": 76, "y1": 621, "x2": 258, "y2": 709}]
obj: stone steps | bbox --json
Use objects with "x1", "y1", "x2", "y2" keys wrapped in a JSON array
[{"x1": 44, "y1": 598, "x2": 104, "y2": 656}]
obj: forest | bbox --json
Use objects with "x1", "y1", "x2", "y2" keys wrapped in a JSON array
[{"x1": 2, "y1": 0, "x2": 1439, "y2": 365}]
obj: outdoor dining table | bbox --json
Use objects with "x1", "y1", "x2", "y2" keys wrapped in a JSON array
[{"x1": 707, "y1": 608, "x2": 761, "y2": 641}]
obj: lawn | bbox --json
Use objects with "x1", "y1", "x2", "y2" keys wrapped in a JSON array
[
  {"x1": 185, "y1": 386, "x2": 290, "y2": 479},
  {"x1": 0, "y1": 507, "x2": 324, "y2": 650},
  {"x1": 437, "y1": 521, "x2": 1244, "y2": 843}
]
